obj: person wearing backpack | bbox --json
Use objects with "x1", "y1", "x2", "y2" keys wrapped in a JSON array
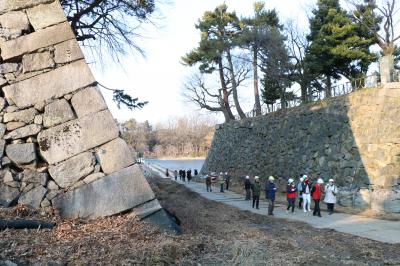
[
  {"x1": 286, "y1": 179, "x2": 297, "y2": 213},
  {"x1": 311, "y1": 178, "x2": 324, "y2": 217},
  {"x1": 324, "y1": 179, "x2": 338, "y2": 215},
  {"x1": 265, "y1": 176, "x2": 277, "y2": 215},
  {"x1": 251, "y1": 176, "x2": 261, "y2": 209}
]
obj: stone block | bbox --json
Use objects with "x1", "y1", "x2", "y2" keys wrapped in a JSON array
[
  {"x1": 22, "y1": 182, "x2": 34, "y2": 193},
  {"x1": 0, "y1": 63, "x2": 20, "y2": 74},
  {"x1": 0, "y1": 184, "x2": 20, "y2": 207},
  {"x1": 21, "y1": 169, "x2": 48, "y2": 186},
  {"x1": 0, "y1": 21, "x2": 75, "y2": 60},
  {"x1": 38, "y1": 110, "x2": 119, "y2": 164},
  {"x1": 0, "y1": 28, "x2": 22, "y2": 41},
  {"x1": 54, "y1": 39, "x2": 84, "y2": 64},
  {"x1": 129, "y1": 199, "x2": 162, "y2": 219},
  {"x1": 5, "y1": 181, "x2": 20, "y2": 188},
  {"x1": 54, "y1": 165, "x2": 156, "y2": 219},
  {"x1": 34, "y1": 115, "x2": 43, "y2": 125},
  {"x1": 71, "y1": 87, "x2": 107, "y2": 118},
  {"x1": 6, "y1": 122, "x2": 26, "y2": 131},
  {"x1": 3, "y1": 108, "x2": 37, "y2": 123},
  {"x1": 41, "y1": 198, "x2": 51, "y2": 208},
  {"x1": 26, "y1": 1, "x2": 66, "y2": 30},
  {"x1": 3, "y1": 60, "x2": 95, "y2": 109},
  {"x1": 6, "y1": 143, "x2": 37, "y2": 165},
  {"x1": 46, "y1": 190, "x2": 59, "y2": 200},
  {"x1": 18, "y1": 185, "x2": 47, "y2": 209},
  {"x1": 43, "y1": 99, "x2": 75, "y2": 128},
  {"x1": 4, "y1": 124, "x2": 41, "y2": 140},
  {"x1": 47, "y1": 180, "x2": 59, "y2": 190},
  {"x1": 0, "y1": 139, "x2": 5, "y2": 157},
  {"x1": 3, "y1": 170, "x2": 14, "y2": 183},
  {"x1": 22, "y1": 52, "x2": 55, "y2": 73},
  {"x1": 0, "y1": 77, "x2": 7, "y2": 87},
  {"x1": 6, "y1": 106, "x2": 19, "y2": 113},
  {"x1": 0, "y1": 123, "x2": 5, "y2": 137},
  {"x1": 49, "y1": 152, "x2": 95, "y2": 188},
  {"x1": 0, "y1": 0, "x2": 53, "y2": 14},
  {"x1": 83, "y1": 172, "x2": 105, "y2": 184},
  {"x1": 96, "y1": 138, "x2": 135, "y2": 174},
  {"x1": 0, "y1": 11, "x2": 29, "y2": 31}
]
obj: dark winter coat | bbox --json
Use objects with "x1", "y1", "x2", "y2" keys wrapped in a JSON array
[
  {"x1": 265, "y1": 181, "x2": 277, "y2": 201},
  {"x1": 251, "y1": 182, "x2": 261, "y2": 197},
  {"x1": 244, "y1": 179, "x2": 251, "y2": 189}
]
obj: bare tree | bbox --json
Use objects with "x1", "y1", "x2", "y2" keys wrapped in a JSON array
[
  {"x1": 183, "y1": 60, "x2": 250, "y2": 123},
  {"x1": 348, "y1": 0, "x2": 400, "y2": 56}
]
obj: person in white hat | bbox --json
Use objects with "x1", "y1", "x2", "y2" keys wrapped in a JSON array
[
  {"x1": 311, "y1": 178, "x2": 324, "y2": 217},
  {"x1": 297, "y1": 176, "x2": 304, "y2": 209},
  {"x1": 324, "y1": 178, "x2": 338, "y2": 215},
  {"x1": 218, "y1": 172, "x2": 225, "y2": 193},
  {"x1": 265, "y1": 176, "x2": 277, "y2": 215},
  {"x1": 251, "y1": 176, "x2": 261, "y2": 209},
  {"x1": 244, "y1": 176, "x2": 251, "y2": 200},
  {"x1": 300, "y1": 175, "x2": 312, "y2": 212},
  {"x1": 286, "y1": 178, "x2": 297, "y2": 213}
]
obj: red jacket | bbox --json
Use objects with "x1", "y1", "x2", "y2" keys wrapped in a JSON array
[
  {"x1": 286, "y1": 185, "x2": 297, "y2": 199},
  {"x1": 312, "y1": 184, "x2": 322, "y2": 200}
]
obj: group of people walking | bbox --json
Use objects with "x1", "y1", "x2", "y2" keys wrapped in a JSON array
[
  {"x1": 205, "y1": 172, "x2": 231, "y2": 193},
  {"x1": 264, "y1": 174, "x2": 338, "y2": 216},
  {"x1": 166, "y1": 168, "x2": 198, "y2": 182}
]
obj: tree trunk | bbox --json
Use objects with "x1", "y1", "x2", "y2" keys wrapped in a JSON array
[
  {"x1": 325, "y1": 76, "x2": 332, "y2": 98},
  {"x1": 0, "y1": 219, "x2": 55, "y2": 230},
  {"x1": 301, "y1": 83, "x2": 307, "y2": 103},
  {"x1": 226, "y1": 50, "x2": 246, "y2": 119},
  {"x1": 218, "y1": 58, "x2": 235, "y2": 121},
  {"x1": 252, "y1": 48, "x2": 261, "y2": 116}
]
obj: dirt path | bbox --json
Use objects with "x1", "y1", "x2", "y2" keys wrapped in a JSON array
[{"x1": 1, "y1": 168, "x2": 400, "y2": 265}]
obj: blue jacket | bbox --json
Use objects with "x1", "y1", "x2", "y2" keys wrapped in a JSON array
[{"x1": 265, "y1": 182, "x2": 276, "y2": 200}]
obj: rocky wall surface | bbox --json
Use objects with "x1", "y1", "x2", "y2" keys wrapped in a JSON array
[
  {"x1": 0, "y1": 0, "x2": 161, "y2": 219},
  {"x1": 202, "y1": 84, "x2": 400, "y2": 213}
]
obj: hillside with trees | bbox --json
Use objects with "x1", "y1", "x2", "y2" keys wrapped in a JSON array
[{"x1": 119, "y1": 115, "x2": 215, "y2": 159}]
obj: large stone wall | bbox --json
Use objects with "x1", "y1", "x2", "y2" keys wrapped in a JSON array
[
  {"x1": 202, "y1": 84, "x2": 400, "y2": 213},
  {"x1": 0, "y1": 0, "x2": 162, "y2": 219}
]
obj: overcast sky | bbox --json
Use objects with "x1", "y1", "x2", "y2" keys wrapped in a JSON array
[{"x1": 89, "y1": 0, "x2": 312, "y2": 124}]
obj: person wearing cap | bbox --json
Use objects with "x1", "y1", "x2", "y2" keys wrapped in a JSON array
[
  {"x1": 297, "y1": 176, "x2": 304, "y2": 209},
  {"x1": 251, "y1": 176, "x2": 262, "y2": 209},
  {"x1": 218, "y1": 172, "x2": 225, "y2": 193},
  {"x1": 324, "y1": 179, "x2": 338, "y2": 215},
  {"x1": 286, "y1": 179, "x2": 297, "y2": 213},
  {"x1": 301, "y1": 175, "x2": 312, "y2": 212},
  {"x1": 311, "y1": 178, "x2": 324, "y2": 217},
  {"x1": 225, "y1": 172, "x2": 231, "y2": 190},
  {"x1": 244, "y1": 176, "x2": 252, "y2": 200},
  {"x1": 265, "y1": 176, "x2": 277, "y2": 215}
]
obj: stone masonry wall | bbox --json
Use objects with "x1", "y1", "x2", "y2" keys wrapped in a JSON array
[
  {"x1": 202, "y1": 84, "x2": 400, "y2": 213},
  {"x1": 0, "y1": 0, "x2": 161, "y2": 219}
]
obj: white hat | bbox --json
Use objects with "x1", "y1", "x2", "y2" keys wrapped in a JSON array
[
  {"x1": 317, "y1": 178, "x2": 324, "y2": 184},
  {"x1": 268, "y1": 176, "x2": 274, "y2": 181},
  {"x1": 220, "y1": 172, "x2": 223, "y2": 175},
  {"x1": 246, "y1": 176, "x2": 250, "y2": 179},
  {"x1": 303, "y1": 175, "x2": 308, "y2": 179},
  {"x1": 288, "y1": 178, "x2": 294, "y2": 184},
  {"x1": 329, "y1": 179, "x2": 334, "y2": 182},
  {"x1": 225, "y1": 172, "x2": 228, "y2": 174},
  {"x1": 255, "y1": 176, "x2": 259, "y2": 180},
  {"x1": 299, "y1": 177, "x2": 304, "y2": 182}
]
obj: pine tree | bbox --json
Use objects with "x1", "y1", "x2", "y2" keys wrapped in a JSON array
[{"x1": 306, "y1": 0, "x2": 376, "y2": 97}]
